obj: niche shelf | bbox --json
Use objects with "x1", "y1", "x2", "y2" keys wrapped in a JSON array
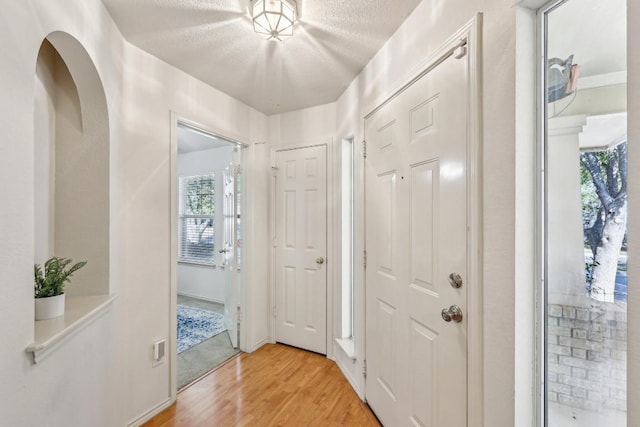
[{"x1": 27, "y1": 295, "x2": 117, "y2": 363}]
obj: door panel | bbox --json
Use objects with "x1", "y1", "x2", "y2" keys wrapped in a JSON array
[
  {"x1": 409, "y1": 319, "x2": 438, "y2": 427},
  {"x1": 223, "y1": 158, "x2": 239, "y2": 349},
  {"x1": 365, "y1": 47, "x2": 468, "y2": 426},
  {"x1": 410, "y1": 161, "x2": 437, "y2": 292},
  {"x1": 275, "y1": 145, "x2": 327, "y2": 354},
  {"x1": 376, "y1": 299, "x2": 397, "y2": 399}
]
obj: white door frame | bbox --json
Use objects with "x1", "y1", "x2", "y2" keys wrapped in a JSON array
[
  {"x1": 362, "y1": 15, "x2": 483, "y2": 424},
  {"x1": 169, "y1": 113, "x2": 250, "y2": 402},
  {"x1": 269, "y1": 138, "x2": 335, "y2": 358}
]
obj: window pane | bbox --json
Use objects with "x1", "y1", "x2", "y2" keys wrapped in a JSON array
[
  {"x1": 179, "y1": 174, "x2": 215, "y2": 263},
  {"x1": 545, "y1": 1, "x2": 627, "y2": 425},
  {"x1": 180, "y1": 216, "x2": 215, "y2": 263},
  {"x1": 183, "y1": 174, "x2": 215, "y2": 215},
  {"x1": 341, "y1": 137, "x2": 354, "y2": 339}
]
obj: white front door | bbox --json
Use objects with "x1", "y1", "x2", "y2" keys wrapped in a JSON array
[
  {"x1": 223, "y1": 157, "x2": 239, "y2": 348},
  {"x1": 275, "y1": 145, "x2": 327, "y2": 354},
  {"x1": 365, "y1": 46, "x2": 469, "y2": 426}
]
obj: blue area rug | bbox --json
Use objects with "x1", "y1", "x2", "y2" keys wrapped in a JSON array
[{"x1": 177, "y1": 305, "x2": 226, "y2": 353}]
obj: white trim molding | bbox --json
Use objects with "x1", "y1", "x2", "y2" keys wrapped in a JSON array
[
  {"x1": 26, "y1": 294, "x2": 117, "y2": 364},
  {"x1": 127, "y1": 398, "x2": 172, "y2": 427},
  {"x1": 169, "y1": 112, "x2": 250, "y2": 403}
]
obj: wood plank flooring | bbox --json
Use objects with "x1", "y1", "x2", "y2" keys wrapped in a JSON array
[{"x1": 144, "y1": 344, "x2": 381, "y2": 427}]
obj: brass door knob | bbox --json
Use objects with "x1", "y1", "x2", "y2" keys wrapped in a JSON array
[{"x1": 316, "y1": 257, "x2": 325, "y2": 265}]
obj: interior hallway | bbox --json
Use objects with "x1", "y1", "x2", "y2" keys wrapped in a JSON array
[{"x1": 145, "y1": 344, "x2": 380, "y2": 426}]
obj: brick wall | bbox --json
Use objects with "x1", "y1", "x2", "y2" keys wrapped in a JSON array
[{"x1": 547, "y1": 303, "x2": 627, "y2": 412}]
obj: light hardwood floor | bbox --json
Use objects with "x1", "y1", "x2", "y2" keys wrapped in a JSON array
[{"x1": 144, "y1": 343, "x2": 380, "y2": 427}]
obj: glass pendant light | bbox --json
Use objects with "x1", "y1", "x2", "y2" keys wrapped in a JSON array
[{"x1": 251, "y1": 0, "x2": 297, "y2": 41}]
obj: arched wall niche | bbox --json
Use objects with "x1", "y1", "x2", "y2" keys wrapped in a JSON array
[{"x1": 34, "y1": 31, "x2": 110, "y2": 297}]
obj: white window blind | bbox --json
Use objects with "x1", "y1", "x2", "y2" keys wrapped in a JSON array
[{"x1": 179, "y1": 174, "x2": 215, "y2": 265}]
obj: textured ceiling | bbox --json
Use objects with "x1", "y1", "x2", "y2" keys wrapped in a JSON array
[{"x1": 102, "y1": 0, "x2": 423, "y2": 115}]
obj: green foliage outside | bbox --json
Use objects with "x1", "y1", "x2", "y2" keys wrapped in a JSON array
[
  {"x1": 183, "y1": 175, "x2": 215, "y2": 215},
  {"x1": 181, "y1": 174, "x2": 215, "y2": 261}
]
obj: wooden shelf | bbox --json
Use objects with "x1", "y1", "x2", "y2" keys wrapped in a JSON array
[{"x1": 26, "y1": 294, "x2": 117, "y2": 363}]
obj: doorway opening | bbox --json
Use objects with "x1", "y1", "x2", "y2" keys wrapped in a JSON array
[
  {"x1": 540, "y1": 0, "x2": 627, "y2": 425},
  {"x1": 174, "y1": 122, "x2": 244, "y2": 390}
]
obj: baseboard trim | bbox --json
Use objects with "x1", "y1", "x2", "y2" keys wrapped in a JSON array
[
  {"x1": 247, "y1": 338, "x2": 269, "y2": 353},
  {"x1": 336, "y1": 356, "x2": 364, "y2": 400},
  {"x1": 127, "y1": 398, "x2": 172, "y2": 427},
  {"x1": 177, "y1": 292, "x2": 224, "y2": 305}
]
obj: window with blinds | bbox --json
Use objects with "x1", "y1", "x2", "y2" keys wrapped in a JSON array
[{"x1": 178, "y1": 174, "x2": 215, "y2": 265}]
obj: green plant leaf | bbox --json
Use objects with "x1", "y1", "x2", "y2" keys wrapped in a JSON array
[{"x1": 33, "y1": 257, "x2": 87, "y2": 298}]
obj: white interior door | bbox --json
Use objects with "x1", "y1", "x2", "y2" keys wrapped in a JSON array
[
  {"x1": 365, "y1": 46, "x2": 469, "y2": 426},
  {"x1": 223, "y1": 157, "x2": 239, "y2": 348},
  {"x1": 275, "y1": 145, "x2": 327, "y2": 354}
]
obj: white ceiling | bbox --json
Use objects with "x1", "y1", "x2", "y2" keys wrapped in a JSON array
[
  {"x1": 548, "y1": 0, "x2": 626, "y2": 78},
  {"x1": 177, "y1": 124, "x2": 233, "y2": 153},
  {"x1": 102, "y1": 0, "x2": 423, "y2": 115}
]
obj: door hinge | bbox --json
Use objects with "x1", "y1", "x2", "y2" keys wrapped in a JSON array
[
  {"x1": 363, "y1": 250, "x2": 367, "y2": 269},
  {"x1": 362, "y1": 139, "x2": 367, "y2": 159},
  {"x1": 272, "y1": 166, "x2": 279, "y2": 177},
  {"x1": 237, "y1": 308, "x2": 242, "y2": 324},
  {"x1": 363, "y1": 360, "x2": 367, "y2": 379},
  {"x1": 273, "y1": 306, "x2": 277, "y2": 317}
]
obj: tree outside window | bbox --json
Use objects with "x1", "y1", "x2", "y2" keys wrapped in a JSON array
[{"x1": 581, "y1": 142, "x2": 627, "y2": 302}]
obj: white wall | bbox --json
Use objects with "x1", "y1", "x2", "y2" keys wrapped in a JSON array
[
  {"x1": 177, "y1": 264, "x2": 223, "y2": 303},
  {"x1": 118, "y1": 39, "x2": 268, "y2": 423},
  {"x1": 0, "y1": 1, "x2": 269, "y2": 426},
  {"x1": 176, "y1": 145, "x2": 234, "y2": 303},
  {"x1": 1, "y1": 3, "x2": 126, "y2": 425},
  {"x1": 269, "y1": 102, "x2": 337, "y2": 147}
]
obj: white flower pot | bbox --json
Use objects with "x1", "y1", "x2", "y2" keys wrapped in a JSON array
[{"x1": 35, "y1": 294, "x2": 66, "y2": 320}]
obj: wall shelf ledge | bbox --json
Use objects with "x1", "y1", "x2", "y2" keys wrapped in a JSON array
[{"x1": 26, "y1": 294, "x2": 117, "y2": 364}]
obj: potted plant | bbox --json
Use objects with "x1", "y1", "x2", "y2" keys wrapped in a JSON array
[{"x1": 34, "y1": 257, "x2": 87, "y2": 320}]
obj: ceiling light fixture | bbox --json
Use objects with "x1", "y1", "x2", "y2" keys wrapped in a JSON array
[{"x1": 251, "y1": 0, "x2": 297, "y2": 41}]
